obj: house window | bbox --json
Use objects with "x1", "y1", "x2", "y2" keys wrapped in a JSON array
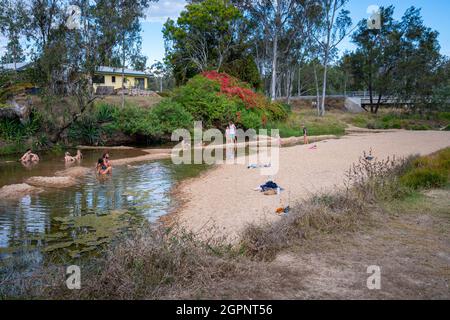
[
  {"x1": 93, "y1": 75, "x2": 105, "y2": 84},
  {"x1": 112, "y1": 76, "x2": 116, "y2": 83}
]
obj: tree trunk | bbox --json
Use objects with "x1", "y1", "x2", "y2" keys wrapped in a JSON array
[
  {"x1": 375, "y1": 92, "x2": 382, "y2": 114},
  {"x1": 270, "y1": 32, "x2": 278, "y2": 101},
  {"x1": 320, "y1": 51, "x2": 329, "y2": 117},
  {"x1": 314, "y1": 63, "x2": 321, "y2": 116},
  {"x1": 287, "y1": 68, "x2": 294, "y2": 104},
  {"x1": 121, "y1": 35, "x2": 126, "y2": 108}
]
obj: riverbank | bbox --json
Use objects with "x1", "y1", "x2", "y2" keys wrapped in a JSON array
[
  {"x1": 3, "y1": 150, "x2": 448, "y2": 299},
  {"x1": 174, "y1": 130, "x2": 450, "y2": 242}
]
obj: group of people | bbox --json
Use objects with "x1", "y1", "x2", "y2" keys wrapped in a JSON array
[
  {"x1": 96, "y1": 152, "x2": 112, "y2": 175},
  {"x1": 20, "y1": 148, "x2": 112, "y2": 176}
]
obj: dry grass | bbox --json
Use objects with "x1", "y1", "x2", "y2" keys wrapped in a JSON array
[{"x1": 99, "y1": 95, "x2": 162, "y2": 109}]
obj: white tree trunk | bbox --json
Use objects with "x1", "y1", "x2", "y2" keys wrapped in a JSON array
[
  {"x1": 314, "y1": 63, "x2": 321, "y2": 116},
  {"x1": 320, "y1": 50, "x2": 329, "y2": 116},
  {"x1": 270, "y1": 32, "x2": 278, "y2": 101},
  {"x1": 122, "y1": 35, "x2": 126, "y2": 108}
]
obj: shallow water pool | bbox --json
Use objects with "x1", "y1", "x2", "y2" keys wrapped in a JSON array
[{"x1": 0, "y1": 149, "x2": 207, "y2": 262}]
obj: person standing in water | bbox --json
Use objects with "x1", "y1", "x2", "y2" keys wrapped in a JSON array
[
  {"x1": 75, "y1": 150, "x2": 83, "y2": 161},
  {"x1": 97, "y1": 158, "x2": 112, "y2": 175},
  {"x1": 102, "y1": 152, "x2": 112, "y2": 167},
  {"x1": 65, "y1": 152, "x2": 76, "y2": 162}
]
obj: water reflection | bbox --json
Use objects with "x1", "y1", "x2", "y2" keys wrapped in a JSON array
[{"x1": 0, "y1": 155, "x2": 207, "y2": 259}]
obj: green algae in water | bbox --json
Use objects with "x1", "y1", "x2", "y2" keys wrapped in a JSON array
[{"x1": 21, "y1": 210, "x2": 144, "y2": 259}]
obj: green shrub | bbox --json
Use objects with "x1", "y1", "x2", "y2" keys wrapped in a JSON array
[
  {"x1": 400, "y1": 168, "x2": 447, "y2": 189},
  {"x1": 95, "y1": 103, "x2": 117, "y2": 123},
  {"x1": 156, "y1": 91, "x2": 172, "y2": 98},
  {"x1": 171, "y1": 75, "x2": 239, "y2": 128},
  {"x1": 68, "y1": 116, "x2": 103, "y2": 145},
  {"x1": 0, "y1": 110, "x2": 42, "y2": 142},
  {"x1": 171, "y1": 74, "x2": 288, "y2": 130},
  {"x1": 239, "y1": 109, "x2": 262, "y2": 130},
  {"x1": 110, "y1": 100, "x2": 193, "y2": 140},
  {"x1": 148, "y1": 99, "x2": 193, "y2": 138},
  {"x1": 400, "y1": 148, "x2": 450, "y2": 189},
  {"x1": 112, "y1": 104, "x2": 152, "y2": 136}
]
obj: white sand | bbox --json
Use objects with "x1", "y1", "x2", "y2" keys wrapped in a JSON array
[{"x1": 175, "y1": 130, "x2": 450, "y2": 241}]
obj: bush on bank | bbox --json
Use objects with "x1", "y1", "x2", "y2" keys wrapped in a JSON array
[{"x1": 69, "y1": 72, "x2": 290, "y2": 144}]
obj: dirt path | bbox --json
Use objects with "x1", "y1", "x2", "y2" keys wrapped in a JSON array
[{"x1": 176, "y1": 130, "x2": 450, "y2": 241}]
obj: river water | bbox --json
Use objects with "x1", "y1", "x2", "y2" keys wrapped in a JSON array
[{"x1": 0, "y1": 149, "x2": 207, "y2": 263}]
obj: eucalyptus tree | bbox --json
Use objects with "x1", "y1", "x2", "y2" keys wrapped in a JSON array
[
  {"x1": 348, "y1": 6, "x2": 442, "y2": 113},
  {"x1": 0, "y1": 0, "x2": 29, "y2": 68},
  {"x1": 163, "y1": 0, "x2": 244, "y2": 85},
  {"x1": 348, "y1": 6, "x2": 399, "y2": 113},
  {"x1": 241, "y1": 0, "x2": 304, "y2": 100},
  {"x1": 311, "y1": 0, "x2": 351, "y2": 115}
]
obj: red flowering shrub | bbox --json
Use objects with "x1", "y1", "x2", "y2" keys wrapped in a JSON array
[{"x1": 202, "y1": 71, "x2": 266, "y2": 109}]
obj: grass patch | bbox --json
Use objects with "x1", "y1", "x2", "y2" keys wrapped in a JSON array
[
  {"x1": 266, "y1": 109, "x2": 347, "y2": 137},
  {"x1": 399, "y1": 148, "x2": 450, "y2": 189},
  {"x1": 346, "y1": 110, "x2": 449, "y2": 130}
]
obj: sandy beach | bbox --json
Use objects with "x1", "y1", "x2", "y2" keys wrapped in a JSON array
[{"x1": 175, "y1": 130, "x2": 450, "y2": 241}]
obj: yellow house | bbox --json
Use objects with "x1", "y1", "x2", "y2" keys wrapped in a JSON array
[{"x1": 93, "y1": 66, "x2": 149, "y2": 92}]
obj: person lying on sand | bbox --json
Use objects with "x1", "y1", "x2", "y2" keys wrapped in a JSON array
[{"x1": 97, "y1": 158, "x2": 112, "y2": 175}]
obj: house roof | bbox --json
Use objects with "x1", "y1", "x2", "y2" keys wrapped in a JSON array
[
  {"x1": 0, "y1": 62, "x2": 31, "y2": 71},
  {"x1": 96, "y1": 66, "x2": 148, "y2": 77}
]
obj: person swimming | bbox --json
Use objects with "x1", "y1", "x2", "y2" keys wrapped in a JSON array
[
  {"x1": 20, "y1": 149, "x2": 40, "y2": 163},
  {"x1": 75, "y1": 150, "x2": 83, "y2": 161},
  {"x1": 20, "y1": 149, "x2": 32, "y2": 162},
  {"x1": 65, "y1": 152, "x2": 76, "y2": 162},
  {"x1": 97, "y1": 158, "x2": 112, "y2": 175}
]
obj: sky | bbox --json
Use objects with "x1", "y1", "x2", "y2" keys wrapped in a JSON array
[
  {"x1": 1, "y1": 0, "x2": 449, "y2": 65},
  {"x1": 142, "y1": 0, "x2": 450, "y2": 65}
]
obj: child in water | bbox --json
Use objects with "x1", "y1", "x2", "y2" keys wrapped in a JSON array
[
  {"x1": 75, "y1": 150, "x2": 83, "y2": 161},
  {"x1": 97, "y1": 158, "x2": 112, "y2": 175},
  {"x1": 20, "y1": 149, "x2": 40, "y2": 163},
  {"x1": 65, "y1": 152, "x2": 76, "y2": 162},
  {"x1": 102, "y1": 152, "x2": 112, "y2": 167}
]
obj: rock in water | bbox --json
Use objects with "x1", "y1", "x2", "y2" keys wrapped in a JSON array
[
  {"x1": 26, "y1": 176, "x2": 78, "y2": 188},
  {"x1": 0, "y1": 183, "x2": 43, "y2": 200}
]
